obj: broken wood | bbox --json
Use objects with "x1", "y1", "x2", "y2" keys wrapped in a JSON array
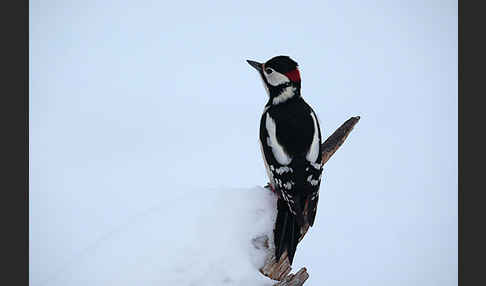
[
  {"x1": 321, "y1": 116, "x2": 361, "y2": 165},
  {"x1": 258, "y1": 116, "x2": 360, "y2": 286},
  {"x1": 274, "y1": 268, "x2": 310, "y2": 286}
]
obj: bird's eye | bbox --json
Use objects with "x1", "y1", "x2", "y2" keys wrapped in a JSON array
[{"x1": 265, "y1": 68, "x2": 273, "y2": 74}]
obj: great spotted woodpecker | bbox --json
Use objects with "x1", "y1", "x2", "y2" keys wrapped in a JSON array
[{"x1": 247, "y1": 56, "x2": 323, "y2": 265}]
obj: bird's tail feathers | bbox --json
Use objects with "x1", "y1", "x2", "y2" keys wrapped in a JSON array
[{"x1": 274, "y1": 199, "x2": 302, "y2": 265}]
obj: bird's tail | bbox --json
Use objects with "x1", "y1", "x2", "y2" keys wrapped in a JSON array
[{"x1": 274, "y1": 198, "x2": 302, "y2": 265}]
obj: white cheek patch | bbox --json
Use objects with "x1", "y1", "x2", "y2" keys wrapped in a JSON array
[
  {"x1": 306, "y1": 111, "x2": 320, "y2": 163},
  {"x1": 265, "y1": 113, "x2": 292, "y2": 165},
  {"x1": 264, "y1": 70, "x2": 290, "y2": 86}
]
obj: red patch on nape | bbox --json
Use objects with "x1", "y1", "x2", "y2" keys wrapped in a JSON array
[{"x1": 285, "y1": 69, "x2": 301, "y2": 82}]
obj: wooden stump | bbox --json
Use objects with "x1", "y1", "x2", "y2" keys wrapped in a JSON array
[
  {"x1": 274, "y1": 268, "x2": 310, "y2": 286},
  {"x1": 257, "y1": 116, "x2": 360, "y2": 286}
]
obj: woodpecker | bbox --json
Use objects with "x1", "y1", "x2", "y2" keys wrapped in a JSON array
[{"x1": 247, "y1": 56, "x2": 323, "y2": 265}]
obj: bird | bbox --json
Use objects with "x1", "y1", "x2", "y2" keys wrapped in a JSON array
[{"x1": 247, "y1": 55, "x2": 323, "y2": 265}]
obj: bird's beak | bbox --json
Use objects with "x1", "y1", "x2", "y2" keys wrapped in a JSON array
[{"x1": 247, "y1": 60, "x2": 263, "y2": 72}]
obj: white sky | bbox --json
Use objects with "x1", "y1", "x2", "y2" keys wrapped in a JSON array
[{"x1": 30, "y1": 0, "x2": 457, "y2": 285}]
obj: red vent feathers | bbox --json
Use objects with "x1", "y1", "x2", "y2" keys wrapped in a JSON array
[{"x1": 285, "y1": 69, "x2": 301, "y2": 82}]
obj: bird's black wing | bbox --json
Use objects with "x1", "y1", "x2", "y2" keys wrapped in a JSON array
[
  {"x1": 259, "y1": 109, "x2": 302, "y2": 265},
  {"x1": 259, "y1": 103, "x2": 323, "y2": 264},
  {"x1": 259, "y1": 110, "x2": 301, "y2": 216},
  {"x1": 303, "y1": 107, "x2": 324, "y2": 227}
]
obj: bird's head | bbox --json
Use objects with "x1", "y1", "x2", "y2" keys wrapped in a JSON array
[{"x1": 247, "y1": 55, "x2": 301, "y2": 105}]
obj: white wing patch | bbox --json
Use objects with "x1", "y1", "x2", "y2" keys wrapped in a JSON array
[
  {"x1": 259, "y1": 138, "x2": 275, "y2": 187},
  {"x1": 275, "y1": 166, "x2": 293, "y2": 175},
  {"x1": 265, "y1": 113, "x2": 292, "y2": 165},
  {"x1": 307, "y1": 175, "x2": 320, "y2": 186},
  {"x1": 310, "y1": 161, "x2": 322, "y2": 170},
  {"x1": 281, "y1": 191, "x2": 296, "y2": 215},
  {"x1": 306, "y1": 111, "x2": 320, "y2": 163},
  {"x1": 283, "y1": 181, "x2": 293, "y2": 190}
]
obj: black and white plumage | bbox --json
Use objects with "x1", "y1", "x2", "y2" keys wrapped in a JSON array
[{"x1": 247, "y1": 56, "x2": 323, "y2": 265}]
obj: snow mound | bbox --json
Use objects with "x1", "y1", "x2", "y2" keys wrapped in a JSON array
[{"x1": 47, "y1": 186, "x2": 278, "y2": 286}]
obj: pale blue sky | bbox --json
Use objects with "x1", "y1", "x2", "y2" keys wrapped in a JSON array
[{"x1": 30, "y1": 0, "x2": 457, "y2": 285}]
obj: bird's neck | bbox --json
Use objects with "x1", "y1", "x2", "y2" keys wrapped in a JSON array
[{"x1": 267, "y1": 82, "x2": 301, "y2": 107}]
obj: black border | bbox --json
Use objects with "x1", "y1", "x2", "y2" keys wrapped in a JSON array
[
  {"x1": 1, "y1": 0, "x2": 28, "y2": 285},
  {"x1": 460, "y1": 0, "x2": 485, "y2": 285}
]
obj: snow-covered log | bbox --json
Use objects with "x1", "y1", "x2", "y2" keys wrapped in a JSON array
[{"x1": 258, "y1": 116, "x2": 360, "y2": 286}]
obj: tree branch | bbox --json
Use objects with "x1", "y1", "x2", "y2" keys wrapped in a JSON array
[
  {"x1": 258, "y1": 116, "x2": 360, "y2": 286},
  {"x1": 321, "y1": 116, "x2": 361, "y2": 165}
]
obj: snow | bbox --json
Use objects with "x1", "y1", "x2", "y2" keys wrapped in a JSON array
[{"x1": 43, "y1": 186, "x2": 278, "y2": 286}]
